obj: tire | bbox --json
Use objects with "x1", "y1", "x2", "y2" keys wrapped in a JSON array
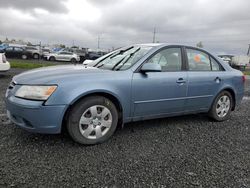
[
  {"x1": 49, "y1": 56, "x2": 56, "y2": 61},
  {"x1": 67, "y1": 96, "x2": 118, "y2": 145},
  {"x1": 33, "y1": 53, "x2": 39, "y2": 59},
  {"x1": 71, "y1": 58, "x2": 77, "y2": 63},
  {"x1": 21, "y1": 54, "x2": 28, "y2": 60},
  {"x1": 208, "y1": 91, "x2": 233, "y2": 121}
]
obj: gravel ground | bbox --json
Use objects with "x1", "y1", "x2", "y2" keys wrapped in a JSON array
[{"x1": 0, "y1": 69, "x2": 250, "y2": 188}]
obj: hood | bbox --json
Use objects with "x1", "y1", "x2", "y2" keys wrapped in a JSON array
[{"x1": 13, "y1": 65, "x2": 111, "y2": 84}]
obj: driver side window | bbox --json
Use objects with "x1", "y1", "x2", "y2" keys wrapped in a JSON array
[{"x1": 147, "y1": 48, "x2": 182, "y2": 72}]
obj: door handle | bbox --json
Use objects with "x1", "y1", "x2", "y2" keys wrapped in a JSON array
[{"x1": 176, "y1": 78, "x2": 186, "y2": 84}]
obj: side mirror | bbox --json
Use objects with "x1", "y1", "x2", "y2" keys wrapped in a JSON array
[{"x1": 140, "y1": 63, "x2": 161, "y2": 73}]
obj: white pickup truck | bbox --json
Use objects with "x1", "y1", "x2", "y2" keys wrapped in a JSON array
[
  {"x1": 232, "y1": 55, "x2": 250, "y2": 66},
  {"x1": 0, "y1": 53, "x2": 10, "y2": 72}
]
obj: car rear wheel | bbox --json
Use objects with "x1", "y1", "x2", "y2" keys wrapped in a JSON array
[
  {"x1": 208, "y1": 91, "x2": 233, "y2": 121},
  {"x1": 67, "y1": 96, "x2": 118, "y2": 145},
  {"x1": 21, "y1": 54, "x2": 28, "y2": 60},
  {"x1": 49, "y1": 56, "x2": 56, "y2": 61},
  {"x1": 33, "y1": 53, "x2": 39, "y2": 59}
]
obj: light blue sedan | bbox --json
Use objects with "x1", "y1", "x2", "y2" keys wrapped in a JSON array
[{"x1": 5, "y1": 44, "x2": 245, "y2": 144}]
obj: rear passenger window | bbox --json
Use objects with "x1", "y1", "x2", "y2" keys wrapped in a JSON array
[
  {"x1": 186, "y1": 48, "x2": 223, "y2": 71},
  {"x1": 211, "y1": 57, "x2": 221, "y2": 71},
  {"x1": 186, "y1": 49, "x2": 211, "y2": 71}
]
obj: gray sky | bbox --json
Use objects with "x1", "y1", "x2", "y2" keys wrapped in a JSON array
[{"x1": 0, "y1": 0, "x2": 250, "y2": 54}]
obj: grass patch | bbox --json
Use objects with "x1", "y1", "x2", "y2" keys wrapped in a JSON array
[
  {"x1": 243, "y1": 71, "x2": 250, "y2": 75},
  {"x1": 9, "y1": 59, "x2": 62, "y2": 69}
]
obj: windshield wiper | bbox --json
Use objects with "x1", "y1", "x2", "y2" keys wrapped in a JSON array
[
  {"x1": 114, "y1": 47, "x2": 141, "y2": 71},
  {"x1": 93, "y1": 52, "x2": 115, "y2": 67},
  {"x1": 111, "y1": 56, "x2": 128, "y2": 70},
  {"x1": 94, "y1": 46, "x2": 134, "y2": 68},
  {"x1": 109, "y1": 46, "x2": 134, "y2": 59}
]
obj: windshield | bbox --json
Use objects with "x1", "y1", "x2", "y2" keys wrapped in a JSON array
[{"x1": 88, "y1": 46, "x2": 152, "y2": 71}]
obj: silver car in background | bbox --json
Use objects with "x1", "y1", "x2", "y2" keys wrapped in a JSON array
[
  {"x1": 44, "y1": 51, "x2": 80, "y2": 63},
  {"x1": 25, "y1": 46, "x2": 41, "y2": 59}
]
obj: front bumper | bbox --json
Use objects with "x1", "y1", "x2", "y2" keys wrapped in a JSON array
[{"x1": 5, "y1": 95, "x2": 67, "y2": 134}]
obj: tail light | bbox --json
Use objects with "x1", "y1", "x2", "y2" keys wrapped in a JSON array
[
  {"x1": 242, "y1": 74, "x2": 246, "y2": 83},
  {"x1": 2, "y1": 54, "x2": 7, "y2": 63}
]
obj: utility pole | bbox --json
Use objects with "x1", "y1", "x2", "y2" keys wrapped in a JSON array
[
  {"x1": 152, "y1": 27, "x2": 156, "y2": 43},
  {"x1": 39, "y1": 41, "x2": 41, "y2": 62},
  {"x1": 247, "y1": 44, "x2": 250, "y2": 56},
  {"x1": 97, "y1": 35, "x2": 100, "y2": 49}
]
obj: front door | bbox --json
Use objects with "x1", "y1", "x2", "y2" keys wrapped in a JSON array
[{"x1": 132, "y1": 47, "x2": 188, "y2": 117}]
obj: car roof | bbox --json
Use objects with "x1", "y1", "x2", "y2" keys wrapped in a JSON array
[{"x1": 135, "y1": 43, "x2": 201, "y2": 48}]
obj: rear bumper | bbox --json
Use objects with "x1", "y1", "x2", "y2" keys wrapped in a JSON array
[
  {"x1": 235, "y1": 91, "x2": 244, "y2": 107},
  {"x1": 5, "y1": 96, "x2": 67, "y2": 134},
  {"x1": 0, "y1": 62, "x2": 10, "y2": 71}
]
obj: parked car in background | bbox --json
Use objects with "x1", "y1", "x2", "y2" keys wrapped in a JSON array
[
  {"x1": 0, "y1": 46, "x2": 32, "y2": 60},
  {"x1": 86, "y1": 51, "x2": 106, "y2": 60},
  {"x1": 232, "y1": 55, "x2": 250, "y2": 66},
  {"x1": 25, "y1": 46, "x2": 41, "y2": 59},
  {"x1": 43, "y1": 51, "x2": 80, "y2": 63},
  {"x1": 0, "y1": 53, "x2": 10, "y2": 72},
  {"x1": 41, "y1": 48, "x2": 50, "y2": 57},
  {"x1": 0, "y1": 43, "x2": 9, "y2": 51},
  {"x1": 218, "y1": 55, "x2": 234, "y2": 65},
  {"x1": 83, "y1": 59, "x2": 93, "y2": 65},
  {"x1": 5, "y1": 44, "x2": 245, "y2": 145},
  {"x1": 71, "y1": 48, "x2": 87, "y2": 62}
]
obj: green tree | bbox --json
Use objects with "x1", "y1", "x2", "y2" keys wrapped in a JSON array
[
  {"x1": 196, "y1": 41, "x2": 204, "y2": 48},
  {"x1": 59, "y1": 44, "x2": 66, "y2": 48}
]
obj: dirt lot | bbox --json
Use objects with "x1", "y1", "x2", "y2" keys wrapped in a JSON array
[{"x1": 0, "y1": 68, "x2": 250, "y2": 187}]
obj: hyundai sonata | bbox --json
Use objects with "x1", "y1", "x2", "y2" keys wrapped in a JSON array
[{"x1": 5, "y1": 44, "x2": 245, "y2": 145}]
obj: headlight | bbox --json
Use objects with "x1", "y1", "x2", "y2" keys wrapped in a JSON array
[{"x1": 15, "y1": 85, "x2": 57, "y2": 100}]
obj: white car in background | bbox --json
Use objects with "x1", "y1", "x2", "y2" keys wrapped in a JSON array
[
  {"x1": 0, "y1": 53, "x2": 10, "y2": 72},
  {"x1": 83, "y1": 59, "x2": 93, "y2": 65},
  {"x1": 44, "y1": 51, "x2": 80, "y2": 63}
]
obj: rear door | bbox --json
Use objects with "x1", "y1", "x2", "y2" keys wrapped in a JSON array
[
  {"x1": 132, "y1": 47, "x2": 188, "y2": 117},
  {"x1": 64, "y1": 52, "x2": 73, "y2": 61},
  {"x1": 56, "y1": 52, "x2": 67, "y2": 61},
  {"x1": 5, "y1": 47, "x2": 14, "y2": 58},
  {"x1": 13, "y1": 47, "x2": 24, "y2": 58},
  {"x1": 185, "y1": 47, "x2": 225, "y2": 112}
]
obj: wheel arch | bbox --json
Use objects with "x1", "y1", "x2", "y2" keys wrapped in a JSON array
[
  {"x1": 33, "y1": 53, "x2": 40, "y2": 57},
  {"x1": 213, "y1": 87, "x2": 236, "y2": 111},
  {"x1": 223, "y1": 88, "x2": 236, "y2": 111},
  {"x1": 61, "y1": 91, "x2": 124, "y2": 133},
  {"x1": 49, "y1": 56, "x2": 56, "y2": 60}
]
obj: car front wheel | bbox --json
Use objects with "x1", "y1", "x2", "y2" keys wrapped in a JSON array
[
  {"x1": 71, "y1": 58, "x2": 77, "y2": 63},
  {"x1": 67, "y1": 96, "x2": 118, "y2": 145},
  {"x1": 21, "y1": 54, "x2": 28, "y2": 60},
  {"x1": 209, "y1": 91, "x2": 233, "y2": 121}
]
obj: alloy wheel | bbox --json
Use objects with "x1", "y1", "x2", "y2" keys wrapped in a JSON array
[{"x1": 216, "y1": 95, "x2": 230, "y2": 118}]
